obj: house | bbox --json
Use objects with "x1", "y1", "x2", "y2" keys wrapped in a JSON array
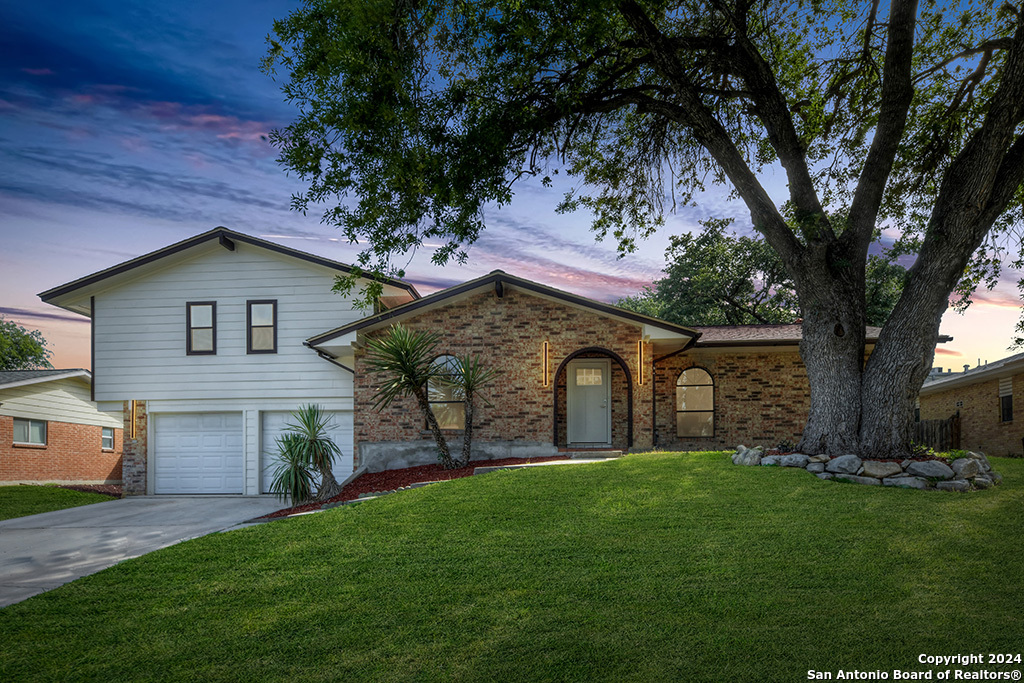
[
  {"x1": 39, "y1": 227, "x2": 881, "y2": 495},
  {"x1": 919, "y1": 352, "x2": 1024, "y2": 457},
  {"x1": 0, "y1": 369, "x2": 123, "y2": 485}
]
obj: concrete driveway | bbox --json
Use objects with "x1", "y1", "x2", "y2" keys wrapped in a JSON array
[{"x1": 0, "y1": 496, "x2": 284, "y2": 608}]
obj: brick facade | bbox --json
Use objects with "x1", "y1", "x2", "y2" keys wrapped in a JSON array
[
  {"x1": 121, "y1": 400, "x2": 148, "y2": 495},
  {"x1": 920, "y1": 373, "x2": 1024, "y2": 457},
  {"x1": 354, "y1": 288, "x2": 815, "y2": 464},
  {"x1": 0, "y1": 415, "x2": 122, "y2": 484}
]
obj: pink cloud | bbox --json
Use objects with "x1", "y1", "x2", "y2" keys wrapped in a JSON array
[
  {"x1": 935, "y1": 347, "x2": 963, "y2": 357},
  {"x1": 22, "y1": 68, "x2": 54, "y2": 76}
]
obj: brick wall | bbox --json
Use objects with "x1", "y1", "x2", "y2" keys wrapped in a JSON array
[
  {"x1": 354, "y1": 288, "x2": 654, "y2": 465},
  {"x1": 920, "y1": 373, "x2": 1024, "y2": 457},
  {"x1": 654, "y1": 349, "x2": 811, "y2": 451},
  {"x1": 121, "y1": 400, "x2": 148, "y2": 495},
  {"x1": 0, "y1": 415, "x2": 122, "y2": 483}
]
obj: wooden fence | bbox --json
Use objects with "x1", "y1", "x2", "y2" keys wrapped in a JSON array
[{"x1": 913, "y1": 413, "x2": 961, "y2": 452}]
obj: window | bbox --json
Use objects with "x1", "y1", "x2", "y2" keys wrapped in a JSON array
[
  {"x1": 247, "y1": 300, "x2": 277, "y2": 354},
  {"x1": 999, "y1": 377, "x2": 1013, "y2": 423},
  {"x1": 102, "y1": 427, "x2": 115, "y2": 450},
  {"x1": 428, "y1": 355, "x2": 465, "y2": 430},
  {"x1": 13, "y1": 418, "x2": 46, "y2": 445},
  {"x1": 676, "y1": 367, "x2": 714, "y2": 437},
  {"x1": 186, "y1": 302, "x2": 216, "y2": 355}
]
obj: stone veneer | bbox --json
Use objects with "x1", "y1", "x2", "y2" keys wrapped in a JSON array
[
  {"x1": 353, "y1": 288, "x2": 654, "y2": 470},
  {"x1": 920, "y1": 372, "x2": 1024, "y2": 457},
  {"x1": 121, "y1": 400, "x2": 148, "y2": 496}
]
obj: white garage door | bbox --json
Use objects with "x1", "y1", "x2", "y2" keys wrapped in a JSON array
[
  {"x1": 261, "y1": 410, "x2": 353, "y2": 494},
  {"x1": 153, "y1": 413, "x2": 244, "y2": 494}
]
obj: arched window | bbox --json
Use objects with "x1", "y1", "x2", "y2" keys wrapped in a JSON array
[
  {"x1": 428, "y1": 355, "x2": 465, "y2": 430},
  {"x1": 676, "y1": 367, "x2": 714, "y2": 437}
]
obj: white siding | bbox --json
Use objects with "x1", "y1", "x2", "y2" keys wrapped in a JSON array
[
  {"x1": 260, "y1": 410, "x2": 354, "y2": 494},
  {"x1": 92, "y1": 242, "x2": 363, "y2": 402},
  {"x1": 0, "y1": 377, "x2": 121, "y2": 428}
]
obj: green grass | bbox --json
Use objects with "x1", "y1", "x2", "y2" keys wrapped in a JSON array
[
  {"x1": 2, "y1": 453, "x2": 1023, "y2": 682},
  {"x1": 0, "y1": 485, "x2": 113, "y2": 521}
]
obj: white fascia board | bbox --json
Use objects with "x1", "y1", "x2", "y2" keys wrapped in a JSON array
[
  {"x1": 641, "y1": 324, "x2": 691, "y2": 342},
  {"x1": 0, "y1": 370, "x2": 91, "y2": 391},
  {"x1": 920, "y1": 358, "x2": 1024, "y2": 395}
]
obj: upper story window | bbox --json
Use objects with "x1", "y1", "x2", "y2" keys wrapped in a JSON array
[
  {"x1": 102, "y1": 427, "x2": 115, "y2": 450},
  {"x1": 428, "y1": 355, "x2": 465, "y2": 430},
  {"x1": 247, "y1": 300, "x2": 278, "y2": 354},
  {"x1": 677, "y1": 367, "x2": 714, "y2": 437},
  {"x1": 186, "y1": 302, "x2": 216, "y2": 355},
  {"x1": 13, "y1": 418, "x2": 47, "y2": 446}
]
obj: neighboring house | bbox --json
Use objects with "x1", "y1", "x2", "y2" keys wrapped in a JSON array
[
  {"x1": 39, "y1": 227, "x2": 896, "y2": 495},
  {"x1": 919, "y1": 352, "x2": 1024, "y2": 457},
  {"x1": 39, "y1": 228, "x2": 418, "y2": 495},
  {"x1": 0, "y1": 369, "x2": 123, "y2": 485}
]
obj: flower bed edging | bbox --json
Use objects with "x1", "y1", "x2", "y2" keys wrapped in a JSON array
[{"x1": 731, "y1": 446, "x2": 1002, "y2": 492}]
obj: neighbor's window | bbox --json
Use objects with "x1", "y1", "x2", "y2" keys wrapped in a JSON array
[
  {"x1": 676, "y1": 367, "x2": 714, "y2": 437},
  {"x1": 186, "y1": 302, "x2": 216, "y2": 355},
  {"x1": 428, "y1": 355, "x2": 465, "y2": 430},
  {"x1": 13, "y1": 418, "x2": 47, "y2": 446},
  {"x1": 102, "y1": 427, "x2": 115, "y2": 450},
  {"x1": 999, "y1": 378, "x2": 1013, "y2": 423},
  {"x1": 247, "y1": 300, "x2": 277, "y2": 354}
]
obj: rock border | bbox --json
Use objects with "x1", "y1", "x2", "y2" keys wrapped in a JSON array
[{"x1": 731, "y1": 446, "x2": 1002, "y2": 492}]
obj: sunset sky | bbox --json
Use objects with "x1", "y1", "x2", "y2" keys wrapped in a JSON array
[{"x1": 1, "y1": 0, "x2": 1021, "y2": 372}]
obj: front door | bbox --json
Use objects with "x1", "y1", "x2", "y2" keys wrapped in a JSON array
[{"x1": 567, "y1": 359, "x2": 611, "y2": 445}]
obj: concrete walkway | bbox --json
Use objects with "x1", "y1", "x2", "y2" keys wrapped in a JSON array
[{"x1": 0, "y1": 496, "x2": 283, "y2": 608}]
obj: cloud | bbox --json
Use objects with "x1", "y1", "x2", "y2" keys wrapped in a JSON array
[
  {"x1": 0, "y1": 306, "x2": 88, "y2": 324},
  {"x1": 934, "y1": 347, "x2": 963, "y2": 358}
]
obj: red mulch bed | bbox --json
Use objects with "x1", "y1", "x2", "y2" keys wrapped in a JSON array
[
  {"x1": 260, "y1": 455, "x2": 567, "y2": 519},
  {"x1": 54, "y1": 484, "x2": 122, "y2": 498}
]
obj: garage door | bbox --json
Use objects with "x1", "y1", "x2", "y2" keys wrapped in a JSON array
[
  {"x1": 153, "y1": 413, "x2": 244, "y2": 494},
  {"x1": 261, "y1": 410, "x2": 353, "y2": 494}
]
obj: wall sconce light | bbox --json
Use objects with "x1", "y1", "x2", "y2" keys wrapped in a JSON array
[
  {"x1": 637, "y1": 340, "x2": 644, "y2": 385},
  {"x1": 129, "y1": 400, "x2": 137, "y2": 440},
  {"x1": 542, "y1": 341, "x2": 550, "y2": 387}
]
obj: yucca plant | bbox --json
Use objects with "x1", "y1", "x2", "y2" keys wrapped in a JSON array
[
  {"x1": 283, "y1": 404, "x2": 344, "y2": 501},
  {"x1": 269, "y1": 432, "x2": 315, "y2": 503},
  {"x1": 453, "y1": 355, "x2": 502, "y2": 467},
  {"x1": 364, "y1": 324, "x2": 460, "y2": 469}
]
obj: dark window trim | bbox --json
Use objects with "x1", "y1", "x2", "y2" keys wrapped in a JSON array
[
  {"x1": 186, "y1": 301, "x2": 217, "y2": 355},
  {"x1": 676, "y1": 366, "x2": 715, "y2": 438},
  {"x1": 426, "y1": 354, "x2": 464, "y2": 429},
  {"x1": 247, "y1": 299, "x2": 278, "y2": 354},
  {"x1": 1000, "y1": 394, "x2": 1013, "y2": 423},
  {"x1": 13, "y1": 417, "x2": 48, "y2": 447}
]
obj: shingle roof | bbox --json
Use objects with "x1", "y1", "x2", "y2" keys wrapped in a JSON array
[
  {"x1": 920, "y1": 351, "x2": 1024, "y2": 393},
  {"x1": 690, "y1": 324, "x2": 883, "y2": 346},
  {"x1": 0, "y1": 369, "x2": 90, "y2": 388}
]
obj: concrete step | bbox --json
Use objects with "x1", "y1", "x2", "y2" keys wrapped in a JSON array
[{"x1": 564, "y1": 450, "x2": 623, "y2": 459}]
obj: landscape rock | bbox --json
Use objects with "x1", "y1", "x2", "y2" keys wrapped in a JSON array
[
  {"x1": 780, "y1": 454, "x2": 810, "y2": 468},
  {"x1": 901, "y1": 459, "x2": 912, "y2": 470},
  {"x1": 733, "y1": 450, "x2": 762, "y2": 466},
  {"x1": 826, "y1": 454, "x2": 862, "y2": 474},
  {"x1": 883, "y1": 476, "x2": 929, "y2": 490},
  {"x1": 861, "y1": 460, "x2": 904, "y2": 479},
  {"x1": 967, "y1": 451, "x2": 992, "y2": 471},
  {"x1": 972, "y1": 476, "x2": 993, "y2": 489},
  {"x1": 950, "y1": 458, "x2": 980, "y2": 479},
  {"x1": 989, "y1": 471, "x2": 1003, "y2": 485},
  {"x1": 807, "y1": 454, "x2": 830, "y2": 463},
  {"x1": 905, "y1": 460, "x2": 954, "y2": 480},
  {"x1": 936, "y1": 480, "x2": 970, "y2": 492},
  {"x1": 816, "y1": 472, "x2": 834, "y2": 480},
  {"x1": 806, "y1": 462, "x2": 825, "y2": 474},
  {"x1": 835, "y1": 474, "x2": 882, "y2": 486},
  {"x1": 736, "y1": 445, "x2": 748, "y2": 456},
  {"x1": 760, "y1": 455, "x2": 781, "y2": 466}
]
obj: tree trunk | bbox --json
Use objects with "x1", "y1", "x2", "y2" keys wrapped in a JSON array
[
  {"x1": 412, "y1": 386, "x2": 458, "y2": 469},
  {"x1": 460, "y1": 391, "x2": 475, "y2": 467},
  {"x1": 314, "y1": 463, "x2": 343, "y2": 502}
]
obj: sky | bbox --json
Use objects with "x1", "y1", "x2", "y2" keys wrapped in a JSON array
[{"x1": 0, "y1": 0, "x2": 1020, "y2": 372}]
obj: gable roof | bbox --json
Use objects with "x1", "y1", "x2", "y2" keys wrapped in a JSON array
[
  {"x1": 919, "y1": 351, "x2": 1024, "y2": 395},
  {"x1": 38, "y1": 227, "x2": 420, "y2": 309},
  {"x1": 0, "y1": 369, "x2": 91, "y2": 390},
  {"x1": 306, "y1": 270, "x2": 701, "y2": 348}
]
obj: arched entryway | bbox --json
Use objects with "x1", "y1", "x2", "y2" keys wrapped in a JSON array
[{"x1": 552, "y1": 347, "x2": 633, "y2": 449}]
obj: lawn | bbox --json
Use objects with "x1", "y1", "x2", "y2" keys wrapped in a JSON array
[
  {"x1": 2, "y1": 453, "x2": 1022, "y2": 682},
  {"x1": 0, "y1": 485, "x2": 114, "y2": 522}
]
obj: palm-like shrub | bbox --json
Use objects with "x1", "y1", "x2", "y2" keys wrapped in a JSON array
[
  {"x1": 269, "y1": 404, "x2": 344, "y2": 503},
  {"x1": 364, "y1": 325, "x2": 459, "y2": 469},
  {"x1": 453, "y1": 355, "x2": 501, "y2": 467}
]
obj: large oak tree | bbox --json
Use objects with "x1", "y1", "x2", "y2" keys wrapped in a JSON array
[{"x1": 264, "y1": 0, "x2": 1024, "y2": 457}]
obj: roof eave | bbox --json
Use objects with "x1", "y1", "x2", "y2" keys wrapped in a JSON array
[{"x1": 0, "y1": 369, "x2": 91, "y2": 391}]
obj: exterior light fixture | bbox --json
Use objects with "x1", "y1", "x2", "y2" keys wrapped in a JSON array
[
  {"x1": 129, "y1": 400, "x2": 137, "y2": 440},
  {"x1": 637, "y1": 340, "x2": 644, "y2": 385},
  {"x1": 542, "y1": 341, "x2": 550, "y2": 387}
]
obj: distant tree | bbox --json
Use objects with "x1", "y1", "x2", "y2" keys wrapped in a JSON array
[
  {"x1": 620, "y1": 220, "x2": 906, "y2": 327},
  {"x1": 0, "y1": 317, "x2": 53, "y2": 371}
]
